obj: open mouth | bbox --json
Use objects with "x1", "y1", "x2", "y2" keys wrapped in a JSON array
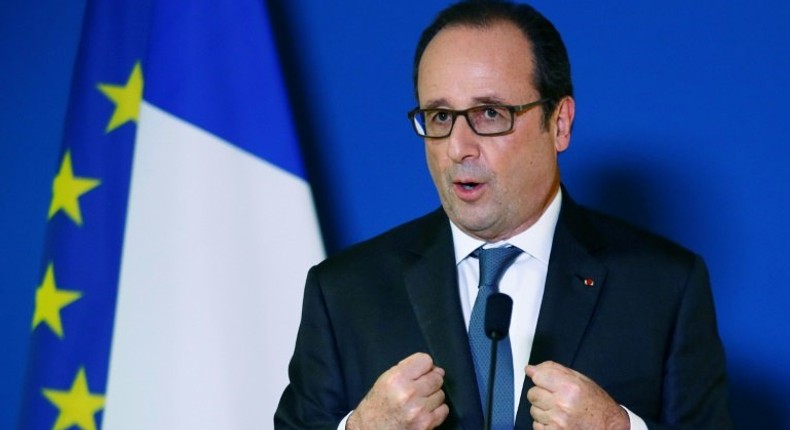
[
  {"x1": 452, "y1": 179, "x2": 485, "y2": 202},
  {"x1": 458, "y1": 182, "x2": 480, "y2": 190}
]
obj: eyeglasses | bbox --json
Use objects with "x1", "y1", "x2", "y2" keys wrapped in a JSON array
[{"x1": 407, "y1": 99, "x2": 548, "y2": 138}]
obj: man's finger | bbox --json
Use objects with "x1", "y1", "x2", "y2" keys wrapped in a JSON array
[
  {"x1": 397, "y1": 352, "x2": 435, "y2": 380},
  {"x1": 528, "y1": 361, "x2": 574, "y2": 392},
  {"x1": 423, "y1": 387, "x2": 446, "y2": 412},
  {"x1": 530, "y1": 404, "x2": 552, "y2": 427},
  {"x1": 413, "y1": 366, "x2": 445, "y2": 395},
  {"x1": 526, "y1": 386, "x2": 553, "y2": 410},
  {"x1": 428, "y1": 402, "x2": 450, "y2": 428}
]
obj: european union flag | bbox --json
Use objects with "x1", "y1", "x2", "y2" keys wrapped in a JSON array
[{"x1": 19, "y1": 1, "x2": 324, "y2": 428}]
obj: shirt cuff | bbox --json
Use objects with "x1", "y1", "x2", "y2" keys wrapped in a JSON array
[
  {"x1": 337, "y1": 410, "x2": 353, "y2": 430},
  {"x1": 622, "y1": 405, "x2": 648, "y2": 430}
]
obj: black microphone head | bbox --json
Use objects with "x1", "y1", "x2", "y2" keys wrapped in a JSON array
[{"x1": 484, "y1": 293, "x2": 513, "y2": 340}]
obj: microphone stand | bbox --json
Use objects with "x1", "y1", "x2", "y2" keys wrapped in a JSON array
[
  {"x1": 482, "y1": 292, "x2": 513, "y2": 430},
  {"x1": 485, "y1": 331, "x2": 502, "y2": 430}
]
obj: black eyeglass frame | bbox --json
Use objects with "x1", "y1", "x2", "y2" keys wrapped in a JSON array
[{"x1": 407, "y1": 98, "x2": 549, "y2": 138}]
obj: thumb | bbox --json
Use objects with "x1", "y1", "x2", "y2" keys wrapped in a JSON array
[{"x1": 525, "y1": 364, "x2": 537, "y2": 378}]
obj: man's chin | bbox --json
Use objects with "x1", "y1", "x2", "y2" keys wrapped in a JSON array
[{"x1": 446, "y1": 210, "x2": 502, "y2": 240}]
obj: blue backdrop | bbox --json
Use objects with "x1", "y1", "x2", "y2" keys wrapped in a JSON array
[{"x1": 2, "y1": 0, "x2": 788, "y2": 428}]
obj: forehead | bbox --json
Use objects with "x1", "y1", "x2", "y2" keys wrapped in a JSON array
[{"x1": 417, "y1": 21, "x2": 536, "y2": 106}]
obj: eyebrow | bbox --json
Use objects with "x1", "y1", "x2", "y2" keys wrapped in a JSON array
[
  {"x1": 420, "y1": 95, "x2": 510, "y2": 110},
  {"x1": 471, "y1": 95, "x2": 509, "y2": 105},
  {"x1": 421, "y1": 98, "x2": 450, "y2": 110}
]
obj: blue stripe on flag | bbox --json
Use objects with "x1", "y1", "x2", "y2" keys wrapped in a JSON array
[{"x1": 143, "y1": 0, "x2": 307, "y2": 179}]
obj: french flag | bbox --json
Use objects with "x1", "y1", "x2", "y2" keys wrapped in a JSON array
[{"x1": 19, "y1": 0, "x2": 324, "y2": 428}]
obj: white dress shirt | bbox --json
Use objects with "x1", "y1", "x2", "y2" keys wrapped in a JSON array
[{"x1": 450, "y1": 189, "x2": 561, "y2": 415}]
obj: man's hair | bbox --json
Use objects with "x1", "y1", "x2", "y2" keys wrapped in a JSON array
[{"x1": 413, "y1": 0, "x2": 573, "y2": 127}]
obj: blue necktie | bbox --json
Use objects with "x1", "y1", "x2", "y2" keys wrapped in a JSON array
[{"x1": 469, "y1": 246, "x2": 521, "y2": 430}]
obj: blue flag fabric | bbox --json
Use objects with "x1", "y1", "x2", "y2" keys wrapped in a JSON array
[
  {"x1": 19, "y1": 1, "x2": 324, "y2": 428},
  {"x1": 18, "y1": 1, "x2": 151, "y2": 428}
]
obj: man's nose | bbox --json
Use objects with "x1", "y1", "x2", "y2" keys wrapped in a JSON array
[{"x1": 446, "y1": 115, "x2": 480, "y2": 162}]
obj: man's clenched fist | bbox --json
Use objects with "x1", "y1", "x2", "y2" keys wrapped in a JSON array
[
  {"x1": 526, "y1": 361, "x2": 629, "y2": 430},
  {"x1": 347, "y1": 352, "x2": 449, "y2": 430}
]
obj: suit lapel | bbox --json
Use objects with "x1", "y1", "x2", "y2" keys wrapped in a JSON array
[
  {"x1": 403, "y1": 210, "x2": 483, "y2": 430},
  {"x1": 515, "y1": 195, "x2": 608, "y2": 428}
]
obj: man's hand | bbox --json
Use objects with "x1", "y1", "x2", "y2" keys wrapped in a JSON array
[
  {"x1": 347, "y1": 352, "x2": 449, "y2": 430},
  {"x1": 526, "y1": 361, "x2": 629, "y2": 430}
]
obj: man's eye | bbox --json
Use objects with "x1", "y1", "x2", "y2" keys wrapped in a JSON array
[
  {"x1": 483, "y1": 107, "x2": 501, "y2": 119},
  {"x1": 430, "y1": 111, "x2": 452, "y2": 123}
]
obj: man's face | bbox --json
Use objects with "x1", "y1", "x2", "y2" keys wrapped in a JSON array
[{"x1": 417, "y1": 22, "x2": 573, "y2": 242}]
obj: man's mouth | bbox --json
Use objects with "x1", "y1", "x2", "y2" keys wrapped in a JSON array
[
  {"x1": 451, "y1": 172, "x2": 488, "y2": 201},
  {"x1": 458, "y1": 181, "x2": 480, "y2": 190}
]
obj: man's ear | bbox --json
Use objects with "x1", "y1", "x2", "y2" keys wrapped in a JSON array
[{"x1": 553, "y1": 96, "x2": 575, "y2": 153}]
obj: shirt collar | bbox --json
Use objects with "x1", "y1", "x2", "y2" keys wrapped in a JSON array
[{"x1": 450, "y1": 188, "x2": 562, "y2": 266}]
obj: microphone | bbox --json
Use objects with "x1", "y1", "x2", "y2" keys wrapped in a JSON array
[
  {"x1": 483, "y1": 293, "x2": 513, "y2": 430},
  {"x1": 485, "y1": 293, "x2": 513, "y2": 340}
]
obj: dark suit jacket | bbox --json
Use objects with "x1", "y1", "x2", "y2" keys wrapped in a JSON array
[{"x1": 275, "y1": 195, "x2": 731, "y2": 429}]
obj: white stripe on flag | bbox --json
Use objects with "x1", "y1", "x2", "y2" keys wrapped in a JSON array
[{"x1": 104, "y1": 102, "x2": 324, "y2": 429}]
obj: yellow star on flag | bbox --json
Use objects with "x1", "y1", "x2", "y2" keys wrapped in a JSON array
[
  {"x1": 42, "y1": 367, "x2": 105, "y2": 430},
  {"x1": 32, "y1": 263, "x2": 82, "y2": 338},
  {"x1": 97, "y1": 61, "x2": 144, "y2": 133},
  {"x1": 48, "y1": 150, "x2": 101, "y2": 226}
]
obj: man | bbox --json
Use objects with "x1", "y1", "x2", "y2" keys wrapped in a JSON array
[{"x1": 275, "y1": 1, "x2": 731, "y2": 429}]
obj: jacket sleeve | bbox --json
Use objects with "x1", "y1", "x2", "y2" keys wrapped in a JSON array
[
  {"x1": 274, "y1": 266, "x2": 350, "y2": 430},
  {"x1": 645, "y1": 255, "x2": 732, "y2": 429}
]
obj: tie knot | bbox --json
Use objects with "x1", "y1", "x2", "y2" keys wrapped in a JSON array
[{"x1": 475, "y1": 246, "x2": 522, "y2": 288}]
